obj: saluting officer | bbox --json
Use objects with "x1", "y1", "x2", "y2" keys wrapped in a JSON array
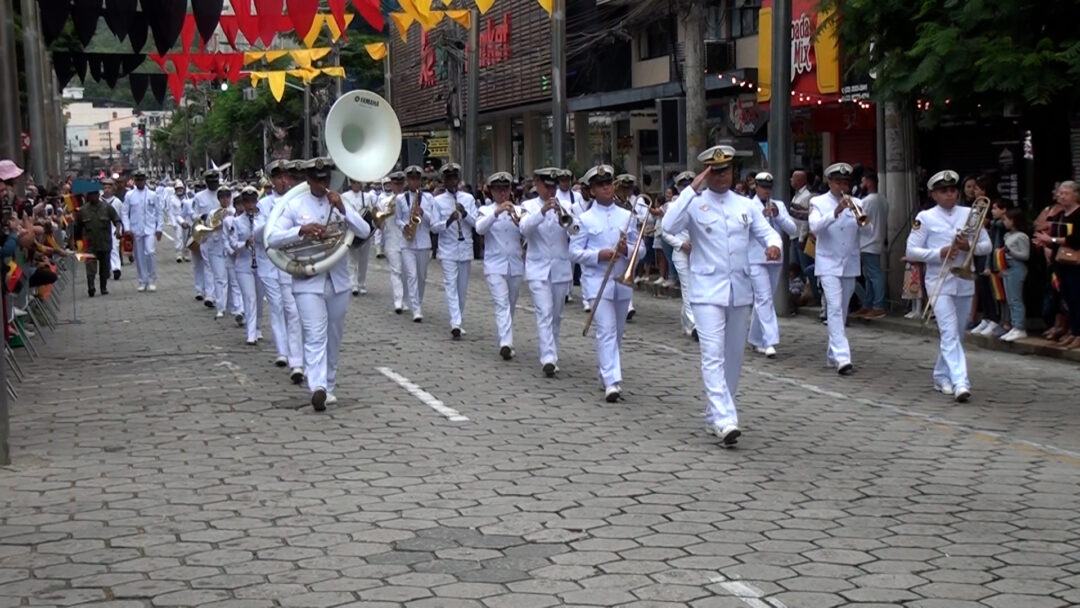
[
  {"x1": 906, "y1": 170, "x2": 991, "y2": 402},
  {"x1": 475, "y1": 171, "x2": 525, "y2": 359},
  {"x1": 571, "y1": 165, "x2": 644, "y2": 402},
  {"x1": 809, "y1": 162, "x2": 872, "y2": 375},
  {"x1": 747, "y1": 171, "x2": 799, "y2": 358},
  {"x1": 520, "y1": 167, "x2": 575, "y2": 376},
  {"x1": 431, "y1": 163, "x2": 478, "y2": 337},
  {"x1": 662, "y1": 146, "x2": 782, "y2": 447}
]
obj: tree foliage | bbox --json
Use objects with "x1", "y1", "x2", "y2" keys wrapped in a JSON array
[{"x1": 822, "y1": 0, "x2": 1080, "y2": 116}]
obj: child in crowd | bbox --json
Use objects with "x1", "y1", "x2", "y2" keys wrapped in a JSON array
[
  {"x1": 901, "y1": 257, "x2": 924, "y2": 319},
  {"x1": 1000, "y1": 207, "x2": 1030, "y2": 342}
]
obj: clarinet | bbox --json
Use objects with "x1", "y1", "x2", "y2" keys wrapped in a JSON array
[{"x1": 248, "y1": 212, "x2": 257, "y2": 270}]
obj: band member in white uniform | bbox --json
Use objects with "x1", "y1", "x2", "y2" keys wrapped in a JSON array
[
  {"x1": 747, "y1": 171, "x2": 799, "y2": 357},
  {"x1": 571, "y1": 165, "x2": 644, "y2": 402},
  {"x1": 226, "y1": 194, "x2": 245, "y2": 324},
  {"x1": 475, "y1": 171, "x2": 525, "y2": 359},
  {"x1": 102, "y1": 178, "x2": 124, "y2": 279},
  {"x1": 431, "y1": 163, "x2": 478, "y2": 337},
  {"x1": 121, "y1": 170, "x2": 164, "y2": 292},
  {"x1": 205, "y1": 186, "x2": 235, "y2": 318},
  {"x1": 343, "y1": 178, "x2": 373, "y2": 296},
  {"x1": 255, "y1": 161, "x2": 302, "y2": 373},
  {"x1": 397, "y1": 165, "x2": 436, "y2": 322},
  {"x1": 380, "y1": 172, "x2": 408, "y2": 313},
  {"x1": 556, "y1": 169, "x2": 585, "y2": 304},
  {"x1": 616, "y1": 174, "x2": 642, "y2": 320},
  {"x1": 906, "y1": 170, "x2": 991, "y2": 402},
  {"x1": 191, "y1": 170, "x2": 221, "y2": 306},
  {"x1": 267, "y1": 158, "x2": 371, "y2": 411},
  {"x1": 809, "y1": 162, "x2": 872, "y2": 375},
  {"x1": 167, "y1": 180, "x2": 190, "y2": 263},
  {"x1": 520, "y1": 168, "x2": 574, "y2": 376},
  {"x1": 226, "y1": 187, "x2": 263, "y2": 345},
  {"x1": 662, "y1": 146, "x2": 782, "y2": 447}
]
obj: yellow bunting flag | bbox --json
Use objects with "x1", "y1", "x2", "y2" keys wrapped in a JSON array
[
  {"x1": 474, "y1": 0, "x2": 496, "y2": 15},
  {"x1": 445, "y1": 9, "x2": 470, "y2": 28},
  {"x1": 249, "y1": 71, "x2": 267, "y2": 87},
  {"x1": 244, "y1": 51, "x2": 265, "y2": 65},
  {"x1": 267, "y1": 71, "x2": 286, "y2": 101},
  {"x1": 320, "y1": 66, "x2": 346, "y2": 78},
  {"x1": 264, "y1": 50, "x2": 288, "y2": 63},
  {"x1": 287, "y1": 68, "x2": 320, "y2": 83},
  {"x1": 537, "y1": 0, "x2": 552, "y2": 16},
  {"x1": 303, "y1": 15, "x2": 327, "y2": 48},
  {"x1": 290, "y1": 48, "x2": 332, "y2": 69},
  {"x1": 323, "y1": 13, "x2": 355, "y2": 43},
  {"x1": 440, "y1": 0, "x2": 453, "y2": 5},
  {"x1": 390, "y1": 12, "x2": 414, "y2": 42},
  {"x1": 364, "y1": 42, "x2": 388, "y2": 61}
]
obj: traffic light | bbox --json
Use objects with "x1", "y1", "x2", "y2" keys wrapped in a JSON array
[
  {"x1": 178, "y1": 158, "x2": 185, "y2": 171},
  {"x1": 116, "y1": 144, "x2": 121, "y2": 151}
]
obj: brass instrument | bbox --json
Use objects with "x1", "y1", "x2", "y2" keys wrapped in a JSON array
[
  {"x1": 921, "y1": 196, "x2": 991, "y2": 325},
  {"x1": 373, "y1": 194, "x2": 397, "y2": 229},
  {"x1": 192, "y1": 207, "x2": 227, "y2": 245},
  {"x1": 454, "y1": 198, "x2": 468, "y2": 241},
  {"x1": 402, "y1": 190, "x2": 422, "y2": 241},
  {"x1": 615, "y1": 201, "x2": 650, "y2": 286},
  {"x1": 582, "y1": 208, "x2": 637, "y2": 336},
  {"x1": 843, "y1": 195, "x2": 870, "y2": 227}
]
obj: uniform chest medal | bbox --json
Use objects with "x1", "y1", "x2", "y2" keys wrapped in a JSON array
[{"x1": 741, "y1": 213, "x2": 749, "y2": 227}]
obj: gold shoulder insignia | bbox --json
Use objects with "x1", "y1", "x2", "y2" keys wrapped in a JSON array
[{"x1": 913, "y1": 219, "x2": 921, "y2": 230}]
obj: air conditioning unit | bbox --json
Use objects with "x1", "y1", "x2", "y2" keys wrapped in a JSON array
[{"x1": 705, "y1": 40, "x2": 736, "y2": 73}]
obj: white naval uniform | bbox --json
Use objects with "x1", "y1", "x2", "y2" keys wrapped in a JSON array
[
  {"x1": 475, "y1": 201, "x2": 525, "y2": 350},
  {"x1": 432, "y1": 190, "x2": 478, "y2": 329},
  {"x1": 343, "y1": 189, "x2": 373, "y2": 293},
  {"x1": 520, "y1": 196, "x2": 574, "y2": 367},
  {"x1": 748, "y1": 196, "x2": 798, "y2": 349},
  {"x1": 662, "y1": 186, "x2": 782, "y2": 428},
  {"x1": 256, "y1": 191, "x2": 301, "y2": 367},
  {"x1": 168, "y1": 192, "x2": 190, "y2": 260},
  {"x1": 104, "y1": 195, "x2": 124, "y2": 273},
  {"x1": 379, "y1": 192, "x2": 407, "y2": 310},
  {"x1": 224, "y1": 207, "x2": 244, "y2": 316},
  {"x1": 558, "y1": 187, "x2": 586, "y2": 304},
  {"x1": 121, "y1": 186, "x2": 163, "y2": 287},
  {"x1": 226, "y1": 212, "x2": 263, "y2": 343},
  {"x1": 906, "y1": 204, "x2": 991, "y2": 392},
  {"x1": 808, "y1": 191, "x2": 871, "y2": 368},
  {"x1": 660, "y1": 201, "x2": 696, "y2": 336},
  {"x1": 396, "y1": 190, "x2": 436, "y2": 318},
  {"x1": 570, "y1": 200, "x2": 644, "y2": 390},
  {"x1": 190, "y1": 189, "x2": 219, "y2": 299},
  {"x1": 202, "y1": 204, "x2": 233, "y2": 313},
  {"x1": 267, "y1": 191, "x2": 371, "y2": 395}
]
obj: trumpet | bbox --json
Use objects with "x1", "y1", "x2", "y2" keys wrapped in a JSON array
[
  {"x1": 372, "y1": 196, "x2": 397, "y2": 229},
  {"x1": 921, "y1": 196, "x2": 990, "y2": 325},
  {"x1": 843, "y1": 195, "x2": 870, "y2": 227},
  {"x1": 402, "y1": 191, "x2": 422, "y2": 241},
  {"x1": 542, "y1": 198, "x2": 574, "y2": 229}
]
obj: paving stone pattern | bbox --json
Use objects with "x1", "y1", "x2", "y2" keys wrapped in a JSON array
[{"x1": 2, "y1": 249, "x2": 1079, "y2": 608}]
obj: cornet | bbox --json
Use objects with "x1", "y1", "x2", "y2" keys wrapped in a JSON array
[{"x1": 843, "y1": 195, "x2": 870, "y2": 227}]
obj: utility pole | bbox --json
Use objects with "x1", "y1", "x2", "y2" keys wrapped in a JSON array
[
  {"x1": 683, "y1": 4, "x2": 706, "y2": 171},
  {"x1": 384, "y1": 46, "x2": 392, "y2": 104},
  {"x1": 0, "y1": 0, "x2": 23, "y2": 167},
  {"x1": 550, "y1": 0, "x2": 567, "y2": 168},
  {"x1": 768, "y1": 0, "x2": 793, "y2": 315},
  {"x1": 20, "y1": 0, "x2": 48, "y2": 182},
  {"x1": 464, "y1": 7, "x2": 479, "y2": 186},
  {"x1": 302, "y1": 83, "x2": 312, "y2": 158}
]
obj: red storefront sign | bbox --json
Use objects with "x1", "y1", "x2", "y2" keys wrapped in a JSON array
[{"x1": 479, "y1": 14, "x2": 511, "y2": 68}]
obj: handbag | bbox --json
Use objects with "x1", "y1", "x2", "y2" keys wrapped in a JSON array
[{"x1": 1056, "y1": 246, "x2": 1080, "y2": 266}]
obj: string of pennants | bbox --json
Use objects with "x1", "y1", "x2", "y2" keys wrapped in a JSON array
[
  {"x1": 38, "y1": 0, "x2": 383, "y2": 53},
  {"x1": 386, "y1": 0, "x2": 553, "y2": 43}
]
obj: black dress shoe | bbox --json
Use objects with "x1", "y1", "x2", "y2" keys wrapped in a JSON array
[
  {"x1": 395, "y1": 308, "x2": 403, "y2": 314},
  {"x1": 195, "y1": 294, "x2": 204, "y2": 301},
  {"x1": 100, "y1": 288, "x2": 109, "y2": 295},
  {"x1": 113, "y1": 270, "x2": 121, "y2": 280},
  {"x1": 312, "y1": 389, "x2": 327, "y2": 412},
  {"x1": 838, "y1": 363, "x2": 854, "y2": 375},
  {"x1": 204, "y1": 300, "x2": 215, "y2": 308},
  {"x1": 451, "y1": 327, "x2": 461, "y2": 339},
  {"x1": 626, "y1": 309, "x2": 636, "y2": 321},
  {"x1": 543, "y1": 363, "x2": 556, "y2": 377},
  {"x1": 87, "y1": 288, "x2": 95, "y2": 297}
]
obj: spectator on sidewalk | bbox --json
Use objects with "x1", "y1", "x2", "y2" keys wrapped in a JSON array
[
  {"x1": 970, "y1": 176, "x2": 1005, "y2": 336},
  {"x1": 855, "y1": 169, "x2": 888, "y2": 318},
  {"x1": 1033, "y1": 180, "x2": 1080, "y2": 349},
  {"x1": 999, "y1": 207, "x2": 1030, "y2": 342},
  {"x1": 1034, "y1": 183, "x2": 1067, "y2": 339}
]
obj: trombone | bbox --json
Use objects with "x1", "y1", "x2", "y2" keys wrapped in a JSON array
[
  {"x1": 583, "y1": 209, "x2": 637, "y2": 336},
  {"x1": 921, "y1": 196, "x2": 991, "y2": 325}
]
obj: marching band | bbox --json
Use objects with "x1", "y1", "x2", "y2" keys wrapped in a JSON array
[{"x1": 85, "y1": 140, "x2": 994, "y2": 450}]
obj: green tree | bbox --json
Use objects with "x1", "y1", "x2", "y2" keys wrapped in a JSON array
[{"x1": 823, "y1": 0, "x2": 1080, "y2": 187}]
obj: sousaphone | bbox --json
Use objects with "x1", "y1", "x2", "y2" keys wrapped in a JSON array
[{"x1": 265, "y1": 90, "x2": 403, "y2": 276}]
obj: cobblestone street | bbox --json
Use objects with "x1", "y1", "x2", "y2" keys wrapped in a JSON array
[{"x1": 3, "y1": 250, "x2": 1079, "y2": 608}]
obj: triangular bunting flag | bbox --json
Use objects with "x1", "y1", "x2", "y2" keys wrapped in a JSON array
[
  {"x1": 167, "y1": 72, "x2": 185, "y2": 103},
  {"x1": 52, "y1": 53, "x2": 77, "y2": 90},
  {"x1": 390, "y1": 13, "x2": 414, "y2": 42},
  {"x1": 445, "y1": 9, "x2": 470, "y2": 28},
  {"x1": 475, "y1": 0, "x2": 496, "y2": 14},
  {"x1": 351, "y1": 0, "x2": 385, "y2": 32},
  {"x1": 218, "y1": 16, "x2": 240, "y2": 48},
  {"x1": 180, "y1": 14, "x2": 198, "y2": 54},
  {"x1": 267, "y1": 71, "x2": 287, "y2": 102},
  {"x1": 148, "y1": 73, "x2": 168, "y2": 104},
  {"x1": 364, "y1": 42, "x2": 387, "y2": 61},
  {"x1": 101, "y1": 55, "x2": 123, "y2": 88},
  {"x1": 72, "y1": 53, "x2": 88, "y2": 83},
  {"x1": 226, "y1": 54, "x2": 246, "y2": 82},
  {"x1": 39, "y1": 0, "x2": 72, "y2": 45},
  {"x1": 286, "y1": 0, "x2": 320, "y2": 40},
  {"x1": 121, "y1": 53, "x2": 144, "y2": 76},
  {"x1": 328, "y1": 0, "x2": 348, "y2": 33},
  {"x1": 254, "y1": 0, "x2": 284, "y2": 46},
  {"x1": 128, "y1": 11, "x2": 148, "y2": 52},
  {"x1": 302, "y1": 14, "x2": 326, "y2": 48},
  {"x1": 191, "y1": 0, "x2": 225, "y2": 43},
  {"x1": 147, "y1": 53, "x2": 168, "y2": 70},
  {"x1": 244, "y1": 51, "x2": 266, "y2": 65},
  {"x1": 72, "y1": 0, "x2": 101, "y2": 47},
  {"x1": 147, "y1": 0, "x2": 187, "y2": 55},
  {"x1": 320, "y1": 66, "x2": 346, "y2": 78},
  {"x1": 324, "y1": 13, "x2": 356, "y2": 41},
  {"x1": 129, "y1": 73, "x2": 149, "y2": 104},
  {"x1": 537, "y1": 0, "x2": 552, "y2": 16},
  {"x1": 171, "y1": 56, "x2": 190, "y2": 85},
  {"x1": 103, "y1": 0, "x2": 137, "y2": 41}
]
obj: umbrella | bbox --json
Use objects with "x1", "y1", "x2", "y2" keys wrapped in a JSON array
[{"x1": 70, "y1": 179, "x2": 102, "y2": 195}]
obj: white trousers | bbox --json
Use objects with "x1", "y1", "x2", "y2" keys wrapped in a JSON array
[
  {"x1": 401, "y1": 248, "x2": 430, "y2": 315},
  {"x1": 529, "y1": 279, "x2": 570, "y2": 366},
  {"x1": 348, "y1": 238, "x2": 372, "y2": 291},
  {"x1": 226, "y1": 262, "x2": 243, "y2": 315},
  {"x1": 191, "y1": 248, "x2": 210, "y2": 296},
  {"x1": 819, "y1": 275, "x2": 856, "y2": 366},
  {"x1": 173, "y1": 225, "x2": 187, "y2": 256},
  {"x1": 208, "y1": 250, "x2": 228, "y2": 312},
  {"x1": 110, "y1": 233, "x2": 121, "y2": 272},
  {"x1": 692, "y1": 304, "x2": 751, "y2": 427},
  {"x1": 236, "y1": 270, "x2": 261, "y2": 342},
  {"x1": 593, "y1": 297, "x2": 630, "y2": 388},
  {"x1": 933, "y1": 293, "x2": 973, "y2": 390},
  {"x1": 672, "y1": 249, "x2": 695, "y2": 334},
  {"x1": 280, "y1": 273, "x2": 304, "y2": 369},
  {"x1": 132, "y1": 234, "x2": 157, "y2": 285},
  {"x1": 748, "y1": 263, "x2": 782, "y2": 348},
  {"x1": 257, "y1": 268, "x2": 289, "y2": 359},
  {"x1": 294, "y1": 280, "x2": 350, "y2": 394},
  {"x1": 441, "y1": 258, "x2": 471, "y2": 327},
  {"x1": 385, "y1": 248, "x2": 405, "y2": 309},
  {"x1": 485, "y1": 273, "x2": 521, "y2": 348}
]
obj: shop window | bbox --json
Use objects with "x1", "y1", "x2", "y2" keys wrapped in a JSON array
[
  {"x1": 729, "y1": 4, "x2": 759, "y2": 39},
  {"x1": 639, "y1": 19, "x2": 674, "y2": 61}
]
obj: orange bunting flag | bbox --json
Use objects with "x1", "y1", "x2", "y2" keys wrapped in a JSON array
[
  {"x1": 445, "y1": 9, "x2": 470, "y2": 28},
  {"x1": 364, "y1": 42, "x2": 388, "y2": 61},
  {"x1": 474, "y1": 0, "x2": 496, "y2": 14},
  {"x1": 537, "y1": 0, "x2": 553, "y2": 16},
  {"x1": 390, "y1": 12, "x2": 414, "y2": 42}
]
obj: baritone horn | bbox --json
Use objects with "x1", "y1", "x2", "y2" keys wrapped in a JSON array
[{"x1": 265, "y1": 90, "x2": 403, "y2": 277}]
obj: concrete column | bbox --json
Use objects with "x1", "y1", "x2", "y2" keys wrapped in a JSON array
[
  {"x1": 493, "y1": 116, "x2": 512, "y2": 171},
  {"x1": 573, "y1": 112, "x2": 589, "y2": 173}
]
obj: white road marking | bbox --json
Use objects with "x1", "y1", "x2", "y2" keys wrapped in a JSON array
[
  {"x1": 626, "y1": 339, "x2": 1080, "y2": 461},
  {"x1": 709, "y1": 574, "x2": 789, "y2": 608},
  {"x1": 161, "y1": 231, "x2": 175, "y2": 242},
  {"x1": 215, "y1": 360, "x2": 250, "y2": 386},
  {"x1": 377, "y1": 367, "x2": 469, "y2": 422}
]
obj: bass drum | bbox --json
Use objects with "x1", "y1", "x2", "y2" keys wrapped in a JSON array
[{"x1": 263, "y1": 182, "x2": 355, "y2": 277}]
